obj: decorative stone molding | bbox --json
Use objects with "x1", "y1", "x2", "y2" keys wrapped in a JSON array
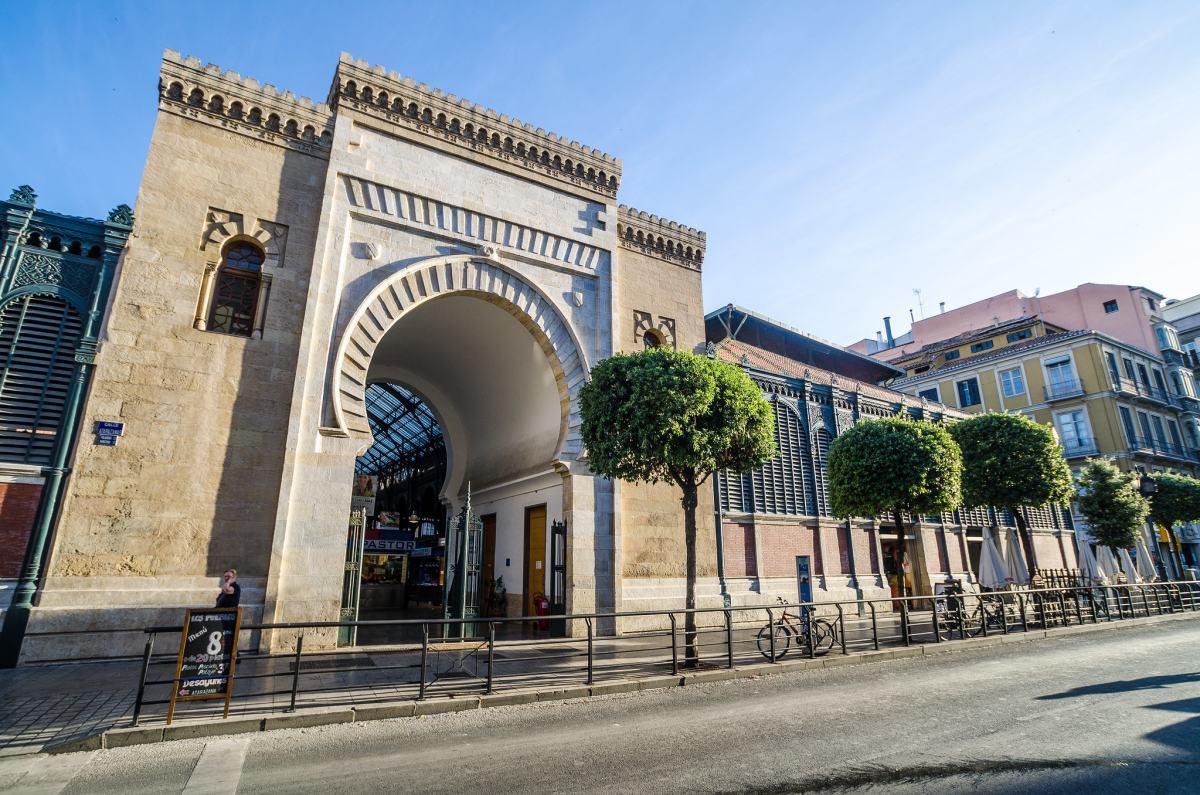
[
  {"x1": 633, "y1": 311, "x2": 677, "y2": 348},
  {"x1": 332, "y1": 54, "x2": 620, "y2": 199},
  {"x1": 616, "y1": 205, "x2": 705, "y2": 270},
  {"x1": 200, "y1": 208, "x2": 289, "y2": 268},
  {"x1": 331, "y1": 255, "x2": 588, "y2": 461},
  {"x1": 159, "y1": 50, "x2": 333, "y2": 159},
  {"x1": 344, "y1": 175, "x2": 606, "y2": 273}
]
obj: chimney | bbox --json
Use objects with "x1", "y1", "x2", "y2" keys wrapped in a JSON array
[
  {"x1": 883, "y1": 317, "x2": 895, "y2": 347},
  {"x1": 939, "y1": 301, "x2": 945, "y2": 314}
]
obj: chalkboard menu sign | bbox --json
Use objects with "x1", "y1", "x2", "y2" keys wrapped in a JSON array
[{"x1": 167, "y1": 607, "x2": 242, "y2": 723}]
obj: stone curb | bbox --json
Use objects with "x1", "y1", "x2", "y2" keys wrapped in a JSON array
[{"x1": 44, "y1": 610, "x2": 1200, "y2": 755}]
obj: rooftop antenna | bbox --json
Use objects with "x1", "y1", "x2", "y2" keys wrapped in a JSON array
[
  {"x1": 909, "y1": 308, "x2": 916, "y2": 324},
  {"x1": 913, "y1": 288, "x2": 925, "y2": 319}
]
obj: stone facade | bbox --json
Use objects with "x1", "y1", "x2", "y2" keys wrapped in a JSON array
[{"x1": 25, "y1": 50, "x2": 711, "y2": 660}]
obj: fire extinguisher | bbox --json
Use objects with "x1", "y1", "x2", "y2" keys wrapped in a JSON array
[{"x1": 534, "y1": 591, "x2": 550, "y2": 630}]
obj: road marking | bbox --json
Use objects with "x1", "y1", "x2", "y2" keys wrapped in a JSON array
[
  {"x1": 8, "y1": 751, "x2": 97, "y2": 794},
  {"x1": 183, "y1": 737, "x2": 252, "y2": 795}
]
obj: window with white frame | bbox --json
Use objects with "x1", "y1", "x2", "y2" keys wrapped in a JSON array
[
  {"x1": 1055, "y1": 409, "x2": 1089, "y2": 451},
  {"x1": 1044, "y1": 355, "x2": 1077, "y2": 393},
  {"x1": 999, "y1": 367, "x2": 1025, "y2": 398}
]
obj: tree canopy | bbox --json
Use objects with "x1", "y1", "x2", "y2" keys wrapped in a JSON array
[
  {"x1": 1076, "y1": 459, "x2": 1150, "y2": 551},
  {"x1": 1148, "y1": 472, "x2": 1200, "y2": 529},
  {"x1": 580, "y1": 348, "x2": 775, "y2": 489},
  {"x1": 828, "y1": 416, "x2": 962, "y2": 520},
  {"x1": 579, "y1": 347, "x2": 774, "y2": 665},
  {"x1": 950, "y1": 412, "x2": 1073, "y2": 511}
]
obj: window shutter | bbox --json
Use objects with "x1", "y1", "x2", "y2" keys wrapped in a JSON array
[{"x1": 0, "y1": 295, "x2": 83, "y2": 465}]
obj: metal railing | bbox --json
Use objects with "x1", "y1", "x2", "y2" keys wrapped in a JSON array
[
  {"x1": 1043, "y1": 379, "x2": 1085, "y2": 401},
  {"x1": 1061, "y1": 438, "x2": 1099, "y2": 458},
  {"x1": 119, "y1": 580, "x2": 1200, "y2": 728}
]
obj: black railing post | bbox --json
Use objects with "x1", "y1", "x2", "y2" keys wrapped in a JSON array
[
  {"x1": 486, "y1": 622, "x2": 495, "y2": 694},
  {"x1": 585, "y1": 618, "x2": 594, "y2": 685},
  {"x1": 131, "y1": 633, "x2": 155, "y2": 727},
  {"x1": 1140, "y1": 586, "x2": 1152, "y2": 617},
  {"x1": 766, "y1": 608, "x2": 777, "y2": 662},
  {"x1": 836, "y1": 603, "x2": 847, "y2": 654},
  {"x1": 724, "y1": 609, "x2": 734, "y2": 669},
  {"x1": 1070, "y1": 589, "x2": 1082, "y2": 625},
  {"x1": 287, "y1": 633, "x2": 304, "y2": 713},
  {"x1": 932, "y1": 599, "x2": 942, "y2": 642},
  {"x1": 418, "y1": 623, "x2": 428, "y2": 701},
  {"x1": 804, "y1": 606, "x2": 816, "y2": 659},
  {"x1": 978, "y1": 595, "x2": 989, "y2": 638},
  {"x1": 1017, "y1": 594, "x2": 1029, "y2": 632},
  {"x1": 669, "y1": 613, "x2": 678, "y2": 675},
  {"x1": 1056, "y1": 590, "x2": 1068, "y2": 627},
  {"x1": 900, "y1": 601, "x2": 911, "y2": 647},
  {"x1": 1000, "y1": 596, "x2": 1009, "y2": 634}
]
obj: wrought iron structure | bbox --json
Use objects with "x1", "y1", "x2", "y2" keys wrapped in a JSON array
[{"x1": 0, "y1": 186, "x2": 132, "y2": 667}]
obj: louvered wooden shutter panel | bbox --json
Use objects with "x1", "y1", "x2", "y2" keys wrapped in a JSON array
[{"x1": 0, "y1": 295, "x2": 83, "y2": 465}]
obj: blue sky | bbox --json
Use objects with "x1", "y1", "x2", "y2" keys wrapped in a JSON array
[{"x1": 2, "y1": 1, "x2": 1198, "y2": 343}]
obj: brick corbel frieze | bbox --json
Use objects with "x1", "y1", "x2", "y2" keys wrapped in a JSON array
[
  {"x1": 616, "y1": 205, "x2": 705, "y2": 271},
  {"x1": 331, "y1": 53, "x2": 621, "y2": 201},
  {"x1": 158, "y1": 50, "x2": 333, "y2": 160}
]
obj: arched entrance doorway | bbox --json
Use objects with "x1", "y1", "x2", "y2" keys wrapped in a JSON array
[{"x1": 334, "y1": 256, "x2": 588, "y2": 644}]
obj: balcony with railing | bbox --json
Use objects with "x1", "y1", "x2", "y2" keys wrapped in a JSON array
[
  {"x1": 1109, "y1": 377, "x2": 1178, "y2": 407},
  {"x1": 1127, "y1": 436, "x2": 1200, "y2": 463},
  {"x1": 1060, "y1": 437, "x2": 1099, "y2": 458},
  {"x1": 1043, "y1": 378, "x2": 1085, "y2": 401}
]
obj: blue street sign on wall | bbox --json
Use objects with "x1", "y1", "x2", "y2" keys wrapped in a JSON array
[
  {"x1": 95, "y1": 435, "x2": 118, "y2": 446},
  {"x1": 94, "y1": 421, "x2": 125, "y2": 435}
]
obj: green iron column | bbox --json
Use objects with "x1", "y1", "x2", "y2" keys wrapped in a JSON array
[{"x1": 0, "y1": 205, "x2": 130, "y2": 667}]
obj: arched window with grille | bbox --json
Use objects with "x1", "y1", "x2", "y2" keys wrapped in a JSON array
[
  {"x1": 205, "y1": 241, "x2": 265, "y2": 337},
  {"x1": 0, "y1": 295, "x2": 83, "y2": 465}
]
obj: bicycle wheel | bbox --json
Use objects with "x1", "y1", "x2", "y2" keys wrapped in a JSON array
[
  {"x1": 756, "y1": 622, "x2": 792, "y2": 660},
  {"x1": 812, "y1": 618, "x2": 837, "y2": 653}
]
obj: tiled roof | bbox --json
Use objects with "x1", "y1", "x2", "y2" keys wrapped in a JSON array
[
  {"x1": 714, "y1": 338, "x2": 942, "y2": 406},
  {"x1": 890, "y1": 316, "x2": 1043, "y2": 365},
  {"x1": 890, "y1": 330, "x2": 1094, "y2": 387}
]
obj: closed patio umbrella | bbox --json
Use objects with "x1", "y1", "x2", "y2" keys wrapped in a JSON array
[
  {"x1": 1075, "y1": 534, "x2": 1100, "y2": 583},
  {"x1": 977, "y1": 528, "x2": 1009, "y2": 590},
  {"x1": 1135, "y1": 535, "x2": 1158, "y2": 582},
  {"x1": 1096, "y1": 545, "x2": 1121, "y2": 584},
  {"x1": 1119, "y1": 548, "x2": 1140, "y2": 583},
  {"x1": 1004, "y1": 527, "x2": 1031, "y2": 586}
]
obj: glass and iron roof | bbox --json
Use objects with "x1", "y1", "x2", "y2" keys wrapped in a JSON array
[{"x1": 355, "y1": 382, "x2": 444, "y2": 476}]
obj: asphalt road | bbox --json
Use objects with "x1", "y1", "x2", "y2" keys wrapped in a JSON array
[{"x1": 3, "y1": 621, "x2": 1199, "y2": 794}]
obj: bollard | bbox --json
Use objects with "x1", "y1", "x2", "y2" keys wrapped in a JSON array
[
  {"x1": 287, "y1": 634, "x2": 304, "y2": 712},
  {"x1": 132, "y1": 633, "x2": 155, "y2": 727}
]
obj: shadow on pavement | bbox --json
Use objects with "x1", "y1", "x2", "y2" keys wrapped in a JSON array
[{"x1": 1036, "y1": 672, "x2": 1200, "y2": 701}]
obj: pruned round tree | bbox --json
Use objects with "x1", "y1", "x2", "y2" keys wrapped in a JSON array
[
  {"x1": 828, "y1": 416, "x2": 962, "y2": 598},
  {"x1": 950, "y1": 412, "x2": 1073, "y2": 573},
  {"x1": 1148, "y1": 472, "x2": 1200, "y2": 529},
  {"x1": 579, "y1": 348, "x2": 774, "y2": 665},
  {"x1": 1148, "y1": 472, "x2": 1200, "y2": 574},
  {"x1": 1075, "y1": 459, "x2": 1150, "y2": 554}
]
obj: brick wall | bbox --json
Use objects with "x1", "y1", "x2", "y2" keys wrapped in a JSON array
[
  {"x1": 0, "y1": 482, "x2": 41, "y2": 578},
  {"x1": 758, "y1": 522, "x2": 821, "y2": 578},
  {"x1": 724, "y1": 522, "x2": 757, "y2": 577}
]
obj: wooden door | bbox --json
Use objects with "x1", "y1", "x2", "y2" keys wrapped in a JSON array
[
  {"x1": 481, "y1": 514, "x2": 497, "y2": 614},
  {"x1": 524, "y1": 505, "x2": 547, "y2": 616}
]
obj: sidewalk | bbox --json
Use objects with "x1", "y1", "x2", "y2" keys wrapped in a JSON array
[{"x1": 3, "y1": 607, "x2": 1197, "y2": 757}]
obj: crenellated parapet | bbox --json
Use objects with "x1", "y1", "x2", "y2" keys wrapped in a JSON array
[
  {"x1": 331, "y1": 53, "x2": 621, "y2": 200},
  {"x1": 616, "y1": 205, "x2": 705, "y2": 270},
  {"x1": 158, "y1": 49, "x2": 334, "y2": 159}
]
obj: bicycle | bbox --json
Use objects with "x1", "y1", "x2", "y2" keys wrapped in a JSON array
[
  {"x1": 935, "y1": 592, "x2": 1011, "y2": 640},
  {"x1": 757, "y1": 597, "x2": 837, "y2": 659}
]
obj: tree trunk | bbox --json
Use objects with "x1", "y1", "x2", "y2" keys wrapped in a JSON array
[
  {"x1": 893, "y1": 508, "x2": 907, "y2": 600},
  {"x1": 1012, "y1": 507, "x2": 1037, "y2": 576},
  {"x1": 682, "y1": 481, "x2": 699, "y2": 668}
]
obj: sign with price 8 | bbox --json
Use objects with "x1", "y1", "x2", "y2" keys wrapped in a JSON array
[{"x1": 168, "y1": 607, "x2": 243, "y2": 723}]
